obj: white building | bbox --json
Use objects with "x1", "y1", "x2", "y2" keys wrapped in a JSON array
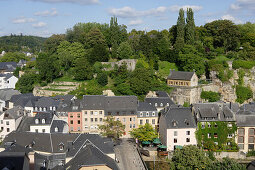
[
  {"x1": 0, "y1": 74, "x2": 18, "y2": 89},
  {"x1": 159, "y1": 106, "x2": 197, "y2": 151},
  {"x1": 0, "y1": 106, "x2": 26, "y2": 140}
]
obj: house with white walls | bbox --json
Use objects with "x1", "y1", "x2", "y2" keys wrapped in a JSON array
[{"x1": 0, "y1": 74, "x2": 18, "y2": 89}]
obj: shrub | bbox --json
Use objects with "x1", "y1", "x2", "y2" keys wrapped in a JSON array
[
  {"x1": 236, "y1": 85, "x2": 253, "y2": 104},
  {"x1": 247, "y1": 150, "x2": 255, "y2": 157},
  {"x1": 232, "y1": 60, "x2": 255, "y2": 69},
  {"x1": 96, "y1": 72, "x2": 108, "y2": 86},
  {"x1": 201, "y1": 91, "x2": 221, "y2": 102}
]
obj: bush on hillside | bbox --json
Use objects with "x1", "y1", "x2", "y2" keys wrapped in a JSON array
[{"x1": 201, "y1": 91, "x2": 221, "y2": 102}]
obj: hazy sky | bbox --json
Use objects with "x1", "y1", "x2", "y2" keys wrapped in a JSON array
[{"x1": 0, "y1": 0, "x2": 254, "y2": 37}]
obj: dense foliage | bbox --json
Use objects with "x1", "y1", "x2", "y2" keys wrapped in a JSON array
[
  {"x1": 236, "y1": 85, "x2": 253, "y2": 103},
  {"x1": 201, "y1": 91, "x2": 221, "y2": 102},
  {"x1": 129, "y1": 123, "x2": 158, "y2": 142}
]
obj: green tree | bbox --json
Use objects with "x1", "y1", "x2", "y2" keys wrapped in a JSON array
[
  {"x1": 174, "y1": 8, "x2": 185, "y2": 52},
  {"x1": 44, "y1": 34, "x2": 65, "y2": 54},
  {"x1": 72, "y1": 58, "x2": 94, "y2": 81},
  {"x1": 15, "y1": 73, "x2": 39, "y2": 93},
  {"x1": 0, "y1": 52, "x2": 27, "y2": 62},
  {"x1": 172, "y1": 145, "x2": 212, "y2": 170},
  {"x1": 130, "y1": 123, "x2": 158, "y2": 142},
  {"x1": 185, "y1": 8, "x2": 195, "y2": 45},
  {"x1": 88, "y1": 44, "x2": 109, "y2": 63},
  {"x1": 96, "y1": 72, "x2": 108, "y2": 86},
  {"x1": 201, "y1": 91, "x2": 221, "y2": 102},
  {"x1": 208, "y1": 157, "x2": 246, "y2": 170},
  {"x1": 98, "y1": 116, "x2": 125, "y2": 140},
  {"x1": 236, "y1": 85, "x2": 253, "y2": 103},
  {"x1": 117, "y1": 41, "x2": 133, "y2": 59}
]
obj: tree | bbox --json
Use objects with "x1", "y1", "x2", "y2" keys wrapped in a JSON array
[
  {"x1": 96, "y1": 72, "x2": 108, "y2": 86},
  {"x1": 72, "y1": 58, "x2": 94, "y2": 81},
  {"x1": 130, "y1": 123, "x2": 158, "y2": 142},
  {"x1": 208, "y1": 157, "x2": 246, "y2": 170},
  {"x1": 15, "y1": 73, "x2": 39, "y2": 93},
  {"x1": 172, "y1": 145, "x2": 212, "y2": 170},
  {"x1": 88, "y1": 44, "x2": 109, "y2": 63},
  {"x1": 44, "y1": 34, "x2": 65, "y2": 54},
  {"x1": 201, "y1": 91, "x2": 221, "y2": 102},
  {"x1": 117, "y1": 41, "x2": 133, "y2": 59},
  {"x1": 185, "y1": 8, "x2": 195, "y2": 45},
  {"x1": 0, "y1": 52, "x2": 27, "y2": 62},
  {"x1": 174, "y1": 8, "x2": 185, "y2": 52},
  {"x1": 85, "y1": 27, "x2": 107, "y2": 49},
  {"x1": 98, "y1": 116, "x2": 125, "y2": 140}
]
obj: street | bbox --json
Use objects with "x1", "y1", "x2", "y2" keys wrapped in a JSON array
[{"x1": 115, "y1": 139, "x2": 146, "y2": 170}]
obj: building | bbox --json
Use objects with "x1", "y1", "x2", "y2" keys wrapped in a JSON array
[
  {"x1": 145, "y1": 91, "x2": 174, "y2": 112},
  {"x1": 235, "y1": 103, "x2": 255, "y2": 152},
  {"x1": 159, "y1": 106, "x2": 197, "y2": 151},
  {"x1": 0, "y1": 106, "x2": 26, "y2": 140},
  {"x1": 0, "y1": 62, "x2": 17, "y2": 74},
  {"x1": 0, "y1": 151, "x2": 30, "y2": 170},
  {"x1": 137, "y1": 101, "x2": 158, "y2": 128},
  {"x1": 193, "y1": 103, "x2": 237, "y2": 150},
  {"x1": 68, "y1": 100, "x2": 82, "y2": 132},
  {"x1": 167, "y1": 70, "x2": 198, "y2": 87},
  {"x1": 0, "y1": 74, "x2": 18, "y2": 89},
  {"x1": 0, "y1": 89, "x2": 20, "y2": 111}
]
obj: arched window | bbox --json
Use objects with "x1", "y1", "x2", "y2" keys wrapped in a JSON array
[
  {"x1": 55, "y1": 127, "x2": 58, "y2": 132},
  {"x1": 42, "y1": 119, "x2": 45, "y2": 124},
  {"x1": 160, "y1": 103, "x2": 163, "y2": 107},
  {"x1": 155, "y1": 103, "x2": 158, "y2": 107},
  {"x1": 35, "y1": 119, "x2": 39, "y2": 124}
]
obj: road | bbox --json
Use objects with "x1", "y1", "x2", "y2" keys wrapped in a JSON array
[{"x1": 115, "y1": 139, "x2": 146, "y2": 170}]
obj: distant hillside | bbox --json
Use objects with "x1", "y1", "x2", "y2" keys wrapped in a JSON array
[{"x1": 0, "y1": 34, "x2": 47, "y2": 53}]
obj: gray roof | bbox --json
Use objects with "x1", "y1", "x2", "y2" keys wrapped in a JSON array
[
  {"x1": 35, "y1": 97, "x2": 59, "y2": 108},
  {"x1": 0, "y1": 62, "x2": 17, "y2": 71},
  {"x1": 50, "y1": 120, "x2": 68, "y2": 133},
  {"x1": 236, "y1": 115, "x2": 255, "y2": 127},
  {"x1": 3, "y1": 106, "x2": 25, "y2": 120},
  {"x1": 0, "y1": 89, "x2": 20, "y2": 101},
  {"x1": 65, "y1": 144, "x2": 118, "y2": 170},
  {"x1": 31, "y1": 112, "x2": 54, "y2": 125},
  {"x1": 239, "y1": 103, "x2": 255, "y2": 113},
  {"x1": 0, "y1": 73, "x2": 16, "y2": 80},
  {"x1": 34, "y1": 152, "x2": 66, "y2": 170},
  {"x1": 81, "y1": 95, "x2": 105, "y2": 110},
  {"x1": 145, "y1": 97, "x2": 174, "y2": 108},
  {"x1": 10, "y1": 93, "x2": 40, "y2": 108},
  {"x1": 16, "y1": 116, "x2": 34, "y2": 132},
  {"x1": 0, "y1": 151, "x2": 29, "y2": 170},
  {"x1": 137, "y1": 102, "x2": 157, "y2": 112},
  {"x1": 156, "y1": 91, "x2": 169, "y2": 98},
  {"x1": 167, "y1": 70, "x2": 195, "y2": 81},
  {"x1": 161, "y1": 107, "x2": 196, "y2": 129}
]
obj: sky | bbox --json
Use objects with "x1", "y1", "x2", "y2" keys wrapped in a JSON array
[{"x1": 0, "y1": 0, "x2": 254, "y2": 37}]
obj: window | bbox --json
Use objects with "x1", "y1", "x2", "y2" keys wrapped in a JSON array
[
  {"x1": 248, "y1": 144, "x2": 254, "y2": 150},
  {"x1": 160, "y1": 103, "x2": 163, "y2": 107},
  {"x1": 84, "y1": 126, "x2": 88, "y2": 129},
  {"x1": 99, "y1": 111, "x2": 102, "y2": 114},
  {"x1": 155, "y1": 103, "x2": 158, "y2": 107},
  {"x1": 100, "y1": 118, "x2": 103, "y2": 122},
  {"x1": 228, "y1": 134, "x2": 233, "y2": 138},
  {"x1": 133, "y1": 124, "x2": 135, "y2": 128},
  {"x1": 238, "y1": 128, "x2": 245, "y2": 136},
  {"x1": 108, "y1": 112, "x2": 112, "y2": 116},
  {"x1": 94, "y1": 111, "x2": 98, "y2": 115},
  {"x1": 95, "y1": 118, "x2": 98, "y2": 122},
  {"x1": 7, "y1": 128, "x2": 10, "y2": 132},
  {"x1": 133, "y1": 117, "x2": 135, "y2": 121},
  {"x1": 174, "y1": 138, "x2": 177, "y2": 143},
  {"x1": 186, "y1": 138, "x2": 190, "y2": 142},
  {"x1": 140, "y1": 112, "x2": 143, "y2": 117},
  {"x1": 208, "y1": 133, "x2": 211, "y2": 138},
  {"x1": 78, "y1": 120, "x2": 80, "y2": 124},
  {"x1": 77, "y1": 113, "x2": 80, "y2": 118},
  {"x1": 1, "y1": 120, "x2": 3, "y2": 124},
  {"x1": 208, "y1": 123, "x2": 211, "y2": 128},
  {"x1": 6, "y1": 121, "x2": 9, "y2": 125},
  {"x1": 70, "y1": 127, "x2": 73, "y2": 131},
  {"x1": 130, "y1": 118, "x2": 132, "y2": 121},
  {"x1": 35, "y1": 119, "x2": 39, "y2": 124},
  {"x1": 228, "y1": 123, "x2": 232, "y2": 127},
  {"x1": 70, "y1": 120, "x2": 73, "y2": 124},
  {"x1": 55, "y1": 127, "x2": 58, "y2": 132},
  {"x1": 140, "y1": 120, "x2": 143, "y2": 125},
  {"x1": 42, "y1": 129, "x2": 45, "y2": 133},
  {"x1": 238, "y1": 144, "x2": 244, "y2": 149},
  {"x1": 130, "y1": 124, "x2": 132, "y2": 128},
  {"x1": 90, "y1": 111, "x2": 93, "y2": 115},
  {"x1": 201, "y1": 124, "x2": 205, "y2": 129},
  {"x1": 85, "y1": 111, "x2": 87, "y2": 115},
  {"x1": 78, "y1": 127, "x2": 80, "y2": 131},
  {"x1": 43, "y1": 107, "x2": 46, "y2": 111},
  {"x1": 167, "y1": 103, "x2": 169, "y2": 106},
  {"x1": 214, "y1": 133, "x2": 218, "y2": 138},
  {"x1": 1, "y1": 127, "x2": 3, "y2": 131},
  {"x1": 116, "y1": 112, "x2": 119, "y2": 115},
  {"x1": 186, "y1": 131, "x2": 190, "y2": 135},
  {"x1": 152, "y1": 119, "x2": 155, "y2": 125},
  {"x1": 249, "y1": 136, "x2": 254, "y2": 143},
  {"x1": 152, "y1": 112, "x2": 155, "y2": 116},
  {"x1": 35, "y1": 129, "x2": 38, "y2": 133},
  {"x1": 146, "y1": 119, "x2": 149, "y2": 124},
  {"x1": 91, "y1": 118, "x2": 93, "y2": 122},
  {"x1": 214, "y1": 124, "x2": 218, "y2": 128},
  {"x1": 90, "y1": 125, "x2": 94, "y2": 129},
  {"x1": 249, "y1": 128, "x2": 255, "y2": 136},
  {"x1": 85, "y1": 118, "x2": 87, "y2": 121},
  {"x1": 174, "y1": 131, "x2": 178, "y2": 136},
  {"x1": 146, "y1": 112, "x2": 149, "y2": 117},
  {"x1": 59, "y1": 144, "x2": 64, "y2": 150},
  {"x1": 42, "y1": 119, "x2": 45, "y2": 124},
  {"x1": 238, "y1": 136, "x2": 244, "y2": 143}
]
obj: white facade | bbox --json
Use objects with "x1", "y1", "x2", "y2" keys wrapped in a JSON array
[
  {"x1": 190, "y1": 74, "x2": 199, "y2": 87},
  {"x1": 0, "y1": 76, "x2": 18, "y2": 89},
  {"x1": 166, "y1": 128, "x2": 197, "y2": 151},
  {"x1": 0, "y1": 114, "x2": 23, "y2": 140},
  {"x1": 30, "y1": 124, "x2": 51, "y2": 133}
]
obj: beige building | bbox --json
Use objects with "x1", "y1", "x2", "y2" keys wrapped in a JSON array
[
  {"x1": 167, "y1": 70, "x2": 198, "y2": 87},
  {"x1": 137, "y1": 102, "x2": 158, "y2": 129}
]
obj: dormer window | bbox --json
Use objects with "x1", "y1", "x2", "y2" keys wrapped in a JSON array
[
  {"x1": 42, "y1": 119, "x2": 45, "y2": 124},
  {"x1": 167, "y1": 103, "x2": 169, "y2": 106},
  {"x1": 172, "y1": 120, "x2": 177, "y2": 127},
  {"x1": 55, "y1": 127, "x2": 58, "y2": 132},
  {"x1": 152, "y1": 112, "x2": 155, "y2": 116},
  {"x1": 146, "y1": 112, "x2": 149, "y2": 117},
  {"x1": 140, "y1": 112, "x2": 143, "y2": 117},
  {"x1": 35, "y1": 119, "x2": 39, "y2": 124},
  {"x1": 59, "y1": 143, "x2": 64, "y2": 151},
  {"x1": 155, "y1": 103, "x2": 158, "y2": 107},
  {"x1": 160, "y1": 103, "x2": 163, "y2": 107},
  {"x1": 184, "y1": 119, "x2": 190, "y2": 126}
]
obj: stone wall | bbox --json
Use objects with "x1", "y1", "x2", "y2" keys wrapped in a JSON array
[{"x1": 101, "y1": 59, "x2": 137, "y2": 71}]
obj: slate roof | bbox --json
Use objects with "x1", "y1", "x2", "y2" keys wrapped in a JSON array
[
  {"x1": 34, "y1": 152, "x2": 66, "y2": 170},
  {"x1": 137, "y1": 102, "x2": 157, "y2": 112},
  {"x1": 0, "y1": 73, "x2": 15, "y2": 80},
  {"x1": 50, "y1": 120, "x2": 68, "y2": 133},
  {"x1": 239, "y1": 103, "x2": 255, "y2": 113},
  {"x1": 167, "y1": 70, "x2": 195, "y2": 81},
  {"x1": 35, "y1": 97, "x2": 59, "y2": 108},
  {"x1": 31, "y1": 112, "x2": 54, "y2": 125},
  {"x1": 145, "y1": 97, "x2": 175, "y2": 108},
  {"x1": 0, "y1": 62, "x2": 17, "y2": 71},
  {"x1": 0, "y1": 151, "x2": 29, "y2": 170},
  {"x1": 3, "y1": 106, "x2": 25, "y2": 120},
  {"x1": 161, "y1": 107, "x2": 196, "y2": 129},
  {"x1": 65, "y1": 144, "x2": 118, "y2": 170},
  {"x1": 16, "y1": 116, "x2": 34, "y2": 132},
  {"x1": 10, "y1": 93, "x2": 40, "y2": 108},
  {"x1": 236, "y1": 115, "x2": 255, "y2": 127},
  {"x1": 81, "y1": 95, "x2": 105, "y2": 110},
  {"x1": 0, "y1": 89, "x2": 20, "y2": 101},
  {"x1": 156, "y1": 91, "x2": 169, "y2": 98}
]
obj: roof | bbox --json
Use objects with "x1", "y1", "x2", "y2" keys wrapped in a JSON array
[
  {"x1": 34, "y1": 152, "x2": 66, "y2": 170},
  {"x1": 81, "y1": 95, "x2": 105, "y2": 110},
  {"x1": 137, "y1": 102, "x2": 157, "y2": 112},
  {"x1": 35, "y1": 97, "x2": 59, "y2": 108},
  {"x1": 10, "y1": 93, "x2": 40, "y2": 108},
  {"x1": 50, "y1": 120, "x2": 68, "y2": 133},
  {"x1": 3, "y1": 106, "x2": 25, "y2": 120},
  {"x1": 167, "y1": 70, "x2": 195, "y2": 81},
  {"x1": 240, "y1": 103, "x2": 255, "y2": 113},
  {"x1": 145, "y1": 97, "x2": 175, "y2": 107},
  {"x1": 236, "y1": 115, "x2": 255, "y2": 127},
  {"x1": 161, "y1": 107, "x2": 196, "y2": 129},
  {"x1": 156, "y1": 91, "x2": 169, "y2": 98},
  {"x1": 0, "y1": 89, "x2": 20, "y2": 101},
  {"x1": 16, "y1": 116, "x2": 34, "y2": 132},
  {"x1": 0, "y1": 62, "x2": 17, "y2": 70},
  {"x1": 0, "y1": 151, "x2": 29, "y2": 170},
  {"x1": 65, "y1": 144, "x2": 118, "y2": 170},
  {"x1": 31, "y1": 112, "x2": 54, "y2": 125}
]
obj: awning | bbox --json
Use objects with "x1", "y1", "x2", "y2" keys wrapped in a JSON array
[
  {"x1": 142, "y1": 141, "x2": 151, "y2": 145},
  {"x1": 153, "y1": 138, "x2": 161, "y2": 144},
  {"x1": 158, "y1": 145, "x2": 167, "y2": 149}
]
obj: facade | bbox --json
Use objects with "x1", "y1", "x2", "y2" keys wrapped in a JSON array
[
  {"x1": 167, "y1": 70, "x2": 198, "y2": 87},
  {"x1": 137, "y1": 102, "x2": 158, "y2": 128},
  {"x1": 193, "y1": 103, "x2": 237, "y2": 150},
  {"x1": 0, "y1": 89, "x2": 20, "y2": 111},
  {"x1": 68, "y1": 100, "x2": 82, "y2": 132},
  {"x1": 159, "y1": 106, "x2": 197, "y2": 151},
  {"x1": 0, "y1": 62, "x2": 17, "y2": 74},
  {"x1": 0, "y1": 74, "x2": 18, "y2": 89}
]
